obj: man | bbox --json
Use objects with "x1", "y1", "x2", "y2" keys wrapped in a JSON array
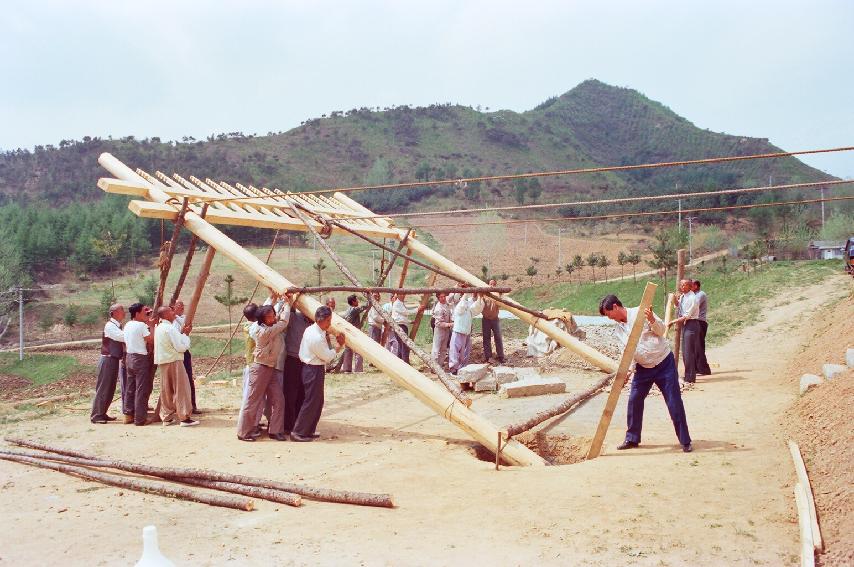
[
  {"x1": 366, "y1": 292, "x2": 384, "y2": 344},
  {"x1": 390, "y1": 292, "x2": 417, "y2": 363},
  {"x1": 238, "y1": 303, "x2": 288, "y2": 441},
  {"x1": 481, "y1": 279, "x2": 506, "y2": 364},
  {"x1": 692, "y1": 280, "x2": 712, "y2": 375},
  {"x1": 240, "y1": 303, "x2": 261, "y2": 428},
  {"x1": 431, "y1": 292, "x2": 453, "y2": 369},
  {"x1": 599, "y1": 294, "x2": 692, "y2": 453},
  {"x1": 449, "y1": 292, "x2": 484, "y2": 374},
  {"x1": 154, "y1": 305, "x2": 198, "y2": 427},
  {"x1": 91, "y1": 304, "x2": 125, "y2": 424},
  {"x1": 123, "y1": 303, "x2": 154, "y2": 426},
  {"x1": 670, "y1": 279, "x2": 701, "y2": 384},
  {"x1": 172, "y1": 300, "x2": 198, "y2": 414},
  {"x1": 293, "y1": 305, "x2": 345, "y2": 442},
  {"x1": 341, "y1": 294, "x2": 368, "y2": 373},
  {"x1": 282, "y1": 300, "x2": 311, "y2": 434},
  {"x1": 324, "y1": 297, "x2": 336, "y2": 311}
]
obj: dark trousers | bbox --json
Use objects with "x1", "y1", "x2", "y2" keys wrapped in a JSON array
[
  {"x1": 91, "y1": 355, "x2": 120, "y2": 420},
  {"x1": 625, "y1": 352, "x2": 692, "y2": 446},
  {"x1": 681, "y1": 319, "x2": 701, "y2": 382},
  {"x1": 482, "y1": 317, "x2": 504, "y2": 361},
  {"x1": 124, "y1": 353, "x2": 154, "y2": 425},
  {"x1": 697, "y1": 320, "x2": 711, "y2": 375},
  {"x1": 394, "y1": 324, "x2": 410, "y2": 363},
  {"x1": 119, "y1": 363, "x2": 128, "y2": 414},
  {"x1": 283, "y1": 355, "x2": 305, "y2": 433},
  {"x1": 183, "y1": 351, "x2": 196, "y2": 410},
  {"x1": 293, "y1": 364, "x2": 325, "y2": 437}
]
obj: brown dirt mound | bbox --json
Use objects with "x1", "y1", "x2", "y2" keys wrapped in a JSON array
[{"x1": 469, "y1": 432, "x2": 589, "y2": 466}]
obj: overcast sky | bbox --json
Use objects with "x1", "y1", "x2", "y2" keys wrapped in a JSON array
[{"x1": 2, "y1": 0, "x2": 852, "y2": 177}]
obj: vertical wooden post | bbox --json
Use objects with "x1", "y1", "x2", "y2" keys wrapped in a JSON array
[
  {"x1": 154, "y1": 198, "x2": 189, "y2": 310},
  {"x1": 397, "y1": 257, "x2": 411, "y2": 288},
  {"x1": 673, "y1": 249, "x2": 687, "y2": 371},
  {"x1": 409, "y1": 273, "x2": 438, "y2": 339},
  {"x1": 169, "y1": 203, "x2": 209, "y2": 307},
  {"x1": 663, "y1": 292, "x2": 675, "y2": 339},
  {"x1": 586, "y1": 282, "x2": 658, "y2": 460},
  {"x1": 184, "y1": 246, "x2": 216, "y2": 328}
]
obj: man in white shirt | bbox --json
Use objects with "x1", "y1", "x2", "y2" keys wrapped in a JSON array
[
  {"x1": 171, "y1": 300, "x2": 198, "y2": 414},
  {"x1": 367, "y1": 292, "x2": 384, "y2": 344},
  {"x1": 449, "y1": 292, "x2": 484, "y2": 374},
  {"x1": 600, "y1": 294, "x2": 692, "y2": 453},
  {"x1": 670, "y1": 279, "x2": 701, "y2": 384},
  {"x1": 123, "y1": 303, "x2": 154, "y2": 426},
  {"x1": 91, "y1": 303, "x2": 126, "y2": 424},
  {"x1": 154, "y1": 305, "x2": 198, "y2": 427},
  {"x1": 692, "y1": 280, "x2": 712, "y2": 375},
  {"x1": 390, "y1": 292, "x2": 417, "y2": 363},
  {"x1": 293, "y1": 305, "x2": 345, "y2": 442}
]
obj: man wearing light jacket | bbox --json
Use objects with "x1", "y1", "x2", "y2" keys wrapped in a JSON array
[
  {"x1": 154, "y1": 305, "x2": 198, "y2": 427},
  {"x1": 449, "y1": 292, "x2": 484, "y2": 374},
  {"x1": 431, "y1": 292, "x2": 453, "y2": 370}
]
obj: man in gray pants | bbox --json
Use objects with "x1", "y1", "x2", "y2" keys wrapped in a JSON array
[
  {"x1": 292, "y1": 306, "x2": 344, "y2": 442},
  {"x1": 91, "y1": 304, "x2": 126, "y2": 424},
  {"x1": 481, "y1": 279, "x2": 505, "y2": 364},
  {"x1": 669, "y1": 279, "x2": 701, "y2": 384},
  {"x1": 692, "y1": 280, "x2": 712, "y2": 375}
]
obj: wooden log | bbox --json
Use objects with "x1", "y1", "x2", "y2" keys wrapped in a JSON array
[
  {"x1": 184, "y1": 245, "x2": 216, "y2": 328},
  {"x1": 284, "y1": 200, "x2": 472, "y2": 408},
  {"x1": 794, "y1": 483, "x2": 816, "y2": 567},
  {"x1": 788, "y1": 440, "x2": 823, "y2": 552},
  {"x1": 0, "y1": 453, "x2": 253, "y2": 511},
  {"x1": 154, "y1": 198, "x2": 189, "y2": 310},
  {"x1": 663, "y1": 292, "x2": 674, "y2": 339},
  {"x1": 169, "y1": 203, "x2": 209, "y2": 307},
  {"x1": 0, "y1": 448, "x2": 301, "y2": 507},
  {"x1": 333, "y1": 191, "x2": 618, "y2": 374},
  {"x1": 5, "y1": 439, "x2": 393, "y2": 507},
  {"x1": 673, "y1": 249, "x2": 686, "y2": 370},
  {"x1": 410, "y1": 273, "x2": 438, "y2": 340},
  {"x1": 586, "y1": 282, "x2": 658, "y2": 459},
  {"x1": 397, "y1": 257, "x2": 411, "y2": 288},
  {"x1": 286, "y1": 285, "x2": 510, "y2": 295},
  {"x1": 507, "y1": 372, "x2": 614, "y2": 437},
  {"x1": 98, "y1": 153, "x2": 545, "y2": 467}
]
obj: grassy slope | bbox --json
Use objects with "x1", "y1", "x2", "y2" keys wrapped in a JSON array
[{"x1": 0, "y1": 353, "x2": 87, "y2": 386}]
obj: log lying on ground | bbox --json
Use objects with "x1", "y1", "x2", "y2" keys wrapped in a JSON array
[
  {"x1": 788, "y1": 440, "x2": 823, "y2": 552},
  {"x1": 506, "y1": 373, "x2": 614, "y2": 437},
  {"x1": 0, "y1": 449, "x2": 301, "y2": 507},
  {"x1": 285, "y1": 285, "x2": 511, "y2": 295},
  {"x1": 5, "y1": 439, "x2": 394, "y2": 508},
  {"x1": 0, "y1": 453, "x2": 253, "y2": 511}
]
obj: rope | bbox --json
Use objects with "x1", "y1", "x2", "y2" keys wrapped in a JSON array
[
  {"x1": 342, "y1": 179, "x2": 854, "y2": 221},
  {"x1": 408, "y1": 195, "x2": 854, "y2": 227}
]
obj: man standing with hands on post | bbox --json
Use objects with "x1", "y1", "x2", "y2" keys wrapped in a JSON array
[
  {"x1": 154, "y1": 305, "x2": 198, "y2": 427},
  {"x1": 123, "y1": 303, "x2": 154, "y2": 426},
  {"x1": 670, "y1": 279, "x2": 701, "y2": 384},
  {"x1": 599, "y1": 294, "x2": 692, "y2": 453},
  {"x1": 292, "y1": 305, "x2": 345, "y2": 442},
  {"x1": 481, "y1": 279, "x2": 506, "y2": 364},
  {"x1": 171, "y1": 300, "x2": 198, "y2": 414},
  {"x1": 692, "y1": 280, "x2": 712, "y2": 375},
  {"x1": 91, "y1": 304, "x2": 125, "y2": 424}
]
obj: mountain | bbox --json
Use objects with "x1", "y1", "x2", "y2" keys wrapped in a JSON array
[{"x1": 0, "y1": 79, "x2": 835, "y2": 214}]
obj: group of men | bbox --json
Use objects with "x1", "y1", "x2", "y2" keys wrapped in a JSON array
[
  {"x1": 671, "y1": 279, "x2": 712, "y2": 384},
  {"x1": 90, "y1": 300, "x2": 199, "y2": 428}
]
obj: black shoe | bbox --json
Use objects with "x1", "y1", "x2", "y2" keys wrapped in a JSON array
[
  {"x1": 682, "y1": 443, "x2": 693, "y2": 453},
  {"x1": 498, "y1": 358, "x2": 506, "y2": 364},
  {"x1": 103, "y1": 415, "x2": 117, "y2": 422},
  {"x1": 192, "y1": 408, "x2": 202, "y2": 415},
  {"x1": 90, "y1": 417, "x2": 108, "y2": 424},
  {"x1": 289, "y1": 433, "x2": 314, "y2": 442},
  {"x1": 237, "y1": 435, "x2": 255, "y2": 442},
  {"x1": 617, "y1": 441, "x2": 639, "y2": 450},
  {"x1": 269, "y1": 433, "x2": 288, "y2": 441},
  {"x1": 250, "y1": 426, "x2": 262, "y2": 438}
]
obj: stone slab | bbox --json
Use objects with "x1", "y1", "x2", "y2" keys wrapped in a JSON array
[
  {"x1": 457, "y1": 363, "x2": 490, "y2": 383},
  {"x1": 499, "y1": 377, "x2": 567, "y2": 398},
  {"x1": 799, "y1": 374, "x2": 823, "y2": 395},
  {"x1": 823, "y1": 363, "x2": 846, "y2": 380},
  {"x1": 474, "y1": 377, "x2": 498, "y2": 392},
  {"x1": 491, "y1": 366, "x2": 518, "y2": 385}
]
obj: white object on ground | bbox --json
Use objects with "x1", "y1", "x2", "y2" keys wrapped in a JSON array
[
  {"x1": 474, "y1": 377, "x2": 498, "y2": 392},
  {"x1": 135, "y1": 526, "x2": 175, "y2": 567},
  {"x1": 822, "y1": 363, "x2": 846, "y2": 380},
  {"x1": 846, "y1": 348, "x2": 854, "y2": 369},
  {"x1": 457, "y1": 363, "x2": 489, "y2": 383},
  {"x1": 499, "y1": 377, "x2": 567, "y2": 398},
  {"x1": 491, "y1": 366, "x2": 518, "y2": 385},
  {"x1": 799, "y1": 374, "x2": 823, "y2": 395}
]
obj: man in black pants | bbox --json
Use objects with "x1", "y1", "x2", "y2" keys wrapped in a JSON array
[
  {"x1": 671, "y1": 279, "x2": 701, "y2": 384},
  {"x1": 90, "y1": 304, "x2": 125, "y2": 424},
  {"x1": 282, "y1": 302, "x2": 311, "y2": 434},
  {"x1": 600, "y1": 294, "x2": 692, "y2": 453},
  {"x1": 292, "y1": 306, "x2": 344, "y2": 442},
  {"x1": 692, "y1": 280, "x2": 712, "y2": 375}
]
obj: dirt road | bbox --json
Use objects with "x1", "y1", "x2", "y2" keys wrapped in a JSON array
[{"x1": 0, "y1": 276, "x2": 847, "y2": 566}]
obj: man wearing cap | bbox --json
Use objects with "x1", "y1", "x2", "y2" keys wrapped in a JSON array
[{"x1": 91, "y1": 304, "x2": 126, "y2": 424}]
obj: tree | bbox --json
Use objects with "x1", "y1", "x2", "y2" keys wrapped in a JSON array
[
  {"x1": 565, "y1": 263, "x2": 575, "y2": 283},
  {"x1": 214, "y1": 274, "x2": 249, "y2": 376},
  {"x1": 555, "y1": 266, "x2": 563, "y2": 279},
  {"x1": 629, "y1": 252, "x2": 641, "y2": 282},
  {"x1": 481, "y1": 265, "x2": 489, "y2": 281},
  {"x1": 598, "y1": 255, "x2": 611, "y2": 281},
  {"x1": 499, "y1": 273, "x2": 510, "y2": 282},
  {"x1": 586, "y1": 253, "x2": 600, "y2": 282},
  {"x1": 63, "y1": 304, "x2": 80, "y2": 327},
  {"x1": 99, "y1": 285, "x2": 117, "y2": 317},
  {"x1": 526, "y1": 265, "x2": 538, "y2": 284},
  {"x1": 312, "y1": 258, "x2": 327, "y2": 285},
  {"x1": 137, "y1": 276, "x2": 157, "y2": 306},
  {"x1": 617, "y1": 251, "x2": 628, "y2": 280},
  {"x1": 647, "y1": 231, "x2": 678, "y2": 292},
  {"x1": 92, "y1": 230, "x2": 126, "y2": 281},
  {"x1": 514, "y1": 177, "x2": 528, "y2": 205},
  {"x1": 527, "y1": 178, "x2": 543, "y2": 202}
]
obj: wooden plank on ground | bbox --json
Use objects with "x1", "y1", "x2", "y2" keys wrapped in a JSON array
[{"x1": 788, "y1": 440, "x2": 823, "y2": 552}]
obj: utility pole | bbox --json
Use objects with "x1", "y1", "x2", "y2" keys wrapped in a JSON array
[
  {"x1": 686, "y1": 217, "x2": 698, "y2": 264},
  {"x1": 676, "y1": 183, "x2": 681, "y2": 231},
  {"x1": 524, "y1": 224, "x2": 528, "y2": 248},
  {"x1": 557, "y1": 227, "x2": 562, "y2": 268},
  {"x1": 821, "y1": 186, "x2": 826, "y2": 228},
  {"x1": 17, "y1": 287, "x2": 24, "y2": 361}
]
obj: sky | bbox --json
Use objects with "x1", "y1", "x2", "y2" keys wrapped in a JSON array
[{"x1": 2, "y1": 0, "x2": 853, "y2": 177}]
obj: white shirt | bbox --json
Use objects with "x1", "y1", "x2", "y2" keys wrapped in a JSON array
[
  {"x1": 677, "y1": 291, "x2": 699, "y2": 320},
  {"x1": 368, "y1": 304, "x2": 384, "y2": 328},
  {"x1": 299, "y1": 323, "x2": 340, "y2": 366},
  {"x1": 452, "y1": 294, "x2": 484, "y2": 335},
  {"x1": 124, "y1": 320, "x2": 150, "y2": 355},
  {"x1": 154, "y1": 320, "x2": 191, "y2": 365},
  {"x1": 613, "y1": 307, "x2": 670, "y2": 369},
  {"x1": 103, "y1": 318, "x2": 125, "y2": 343},
  {"x1": 392, "y1": 299, "x2": 415, "y2": 325}
]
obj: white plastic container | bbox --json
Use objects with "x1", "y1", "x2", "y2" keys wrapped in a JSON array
[{"x1": 135, "y1": 525, "x2": 176, "y2": 567}]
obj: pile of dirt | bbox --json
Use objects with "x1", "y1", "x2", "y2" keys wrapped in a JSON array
[
  {"x1": 783, "y1": 297, "x2": 853, "y2": 566},
  {"x1": 468, "y1": 432, "x2": 590, "y2": 466}
]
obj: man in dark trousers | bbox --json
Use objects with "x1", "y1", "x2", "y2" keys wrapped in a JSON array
[
  {"x1": 599, "y1": 294, "x2": 692, "y2": 453},
  {"x1": 292, "y1": 305, "x2": 344, "y2": 442},
  {"x1": 692, "y1": 280, "x2": 712, "y2": 375},
  {"x1": 90, "y1": 304, "x2": 125, "y2": 424},
  {"x1": 123, "y1": 303, "x2": 154, "y2": 426},
  {"x1": 670, "y1": 278, "x2": 701, "y2": 384},
  {"x1": 481, "y1": 279, "x2": 506, "y2": 364},
  {"x1": 282, "y1": 300, "x2": 311, "y2": 434}
]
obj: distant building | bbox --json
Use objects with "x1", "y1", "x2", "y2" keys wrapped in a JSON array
[{"x1": 807, "y1": 240, "x2": 846, "y2": 260}]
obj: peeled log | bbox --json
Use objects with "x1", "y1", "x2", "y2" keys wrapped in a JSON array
[
  {"x1": 5, "y1": 439, "x2": 393, "y2": 508},
  {"x1": 0, "y1": 453, "x2": 253, "y2": 511}
]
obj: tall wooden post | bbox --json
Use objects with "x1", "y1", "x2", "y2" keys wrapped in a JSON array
[
  {"x1": 673, "y1": 249, "x2": 687, "y2": 371},
  {"x1": 184, "y1": 246, "x2": 216, "y2": 328}
]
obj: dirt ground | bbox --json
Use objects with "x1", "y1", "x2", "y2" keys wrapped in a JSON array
[{"x1": 0, "y1": 276, "x2": 850, "y2": 566}]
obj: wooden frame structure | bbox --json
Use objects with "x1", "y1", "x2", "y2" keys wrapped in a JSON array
[{"x1": 97, "y1": 153, "x2": 620, "y2": 466}]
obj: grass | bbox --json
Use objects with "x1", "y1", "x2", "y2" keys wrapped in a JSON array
[
  {"x1": 0, "y1": 353, "x2": 87, "y2": 386},
  {"x1": 512, "y1": 259, "x2": 841, "y2": 345}
]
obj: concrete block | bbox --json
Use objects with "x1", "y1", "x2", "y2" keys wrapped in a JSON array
[
  {"x1": 823, "y1": 363, "x2": 846, "y2": 380},
  {"x1": 799, "y1": 374, "x2": 823, "y2": 395},
  {"x1": 513, "y1": 367, "x2": 542, "y2": 380},
  {"x1": 491, "y1": 366, "x2": 518, "y2": 385},
  {"x1": 457, "y1": 363, "x2": 489, "y2": 383},
  {"x1": 846, "y1": 348, "x2": 854, "y2": 369},
  {"x1": 474, "y1": 377, "x2": 497, "y2": 392},
  {"x1": 499, "y1": 377, "x2": 566, "y2": 398}
]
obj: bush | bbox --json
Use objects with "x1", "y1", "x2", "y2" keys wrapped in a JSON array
[
  {"x1": 63, "y1": 304, "x2": 79, "y2": 327},
  {"x1": 137, "y1": 276, "x2": 157, "y2": 306},
  {"x1": 80, "y1": 311, "x2": 99, "y2": 326},
  {"x1": 99, "y1": 285, "x2": 117, "y2": 316}
]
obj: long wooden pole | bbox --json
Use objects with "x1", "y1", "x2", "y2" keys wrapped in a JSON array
[
  {"x1": 184, "y1": 246, "x2": 215, "y2": 328},
  {"x1": 154, "y1": 198, "x2": 189, "y2": 310},
  {"x1": 663, "y1": 292, "x2": 674, "y2": 339},
  {"x1": 788, "y1": 440, "x2": 823, "y2": 552},
  {"x1": 586, "y1": 282, "x2": 658, "y2": 459},
  {"x1": 169, "y1": 203, "x2": 210, "y2": 307},
  {"x1": 673, "y1": 249, "x2": 686, "y2": 370},
  {"x1": 286, "y1": 285, "x2": 509, "y2": 295},
  {"x1": 98, "y1": 153, "x2": 544, "y2": 467},
  {"x1": 333, "y1": 192, "x2": 618, "y2": 374},
  {"x1": 794, "y1": 483, "x2": 816, "y2": 567},
  {"x1": 410, "y1": 273, "x2": 438, "y2": 340}
]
